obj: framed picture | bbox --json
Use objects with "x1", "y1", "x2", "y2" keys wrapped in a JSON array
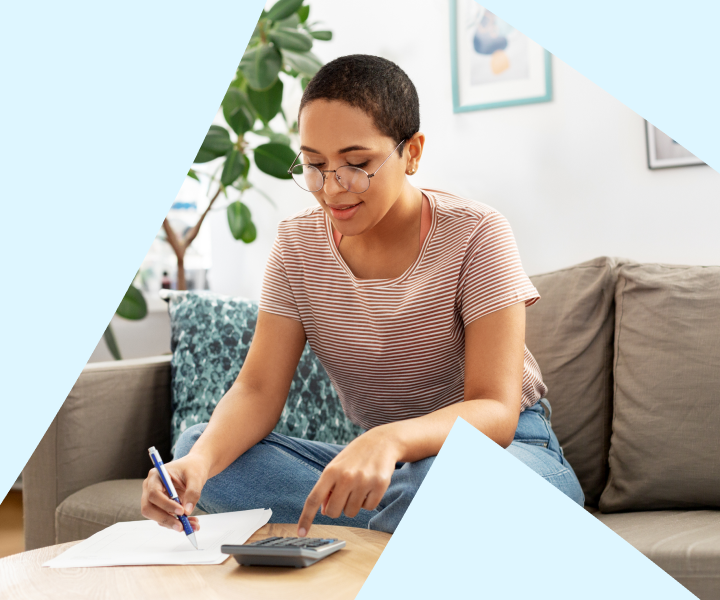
[
  {"x1": 645, "y1": 121, "x2": 705, "y2": 169},
  {"x1": 450, "y1": 0, "x2": 552, "y2": 113}
]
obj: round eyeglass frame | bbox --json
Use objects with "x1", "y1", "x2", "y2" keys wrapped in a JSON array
[{"x1": 287, "y1": 139, "x2": 406, "y2": 194}]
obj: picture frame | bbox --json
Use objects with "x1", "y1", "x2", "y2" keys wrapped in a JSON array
[
  {"x1": 645, "y1": 121, "x2": 705, "y2": 170},
  {"x1": 450, "y1": 0, "x2": 552, "y2": 113}
]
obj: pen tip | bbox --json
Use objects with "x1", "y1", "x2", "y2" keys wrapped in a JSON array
[{"x1": 188, "y1": 532, "x2": 198, "y2": 550}]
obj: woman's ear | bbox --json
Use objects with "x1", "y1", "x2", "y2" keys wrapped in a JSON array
[{"x1": 405, "y1": 132, "x2": 425, "y2": 175}]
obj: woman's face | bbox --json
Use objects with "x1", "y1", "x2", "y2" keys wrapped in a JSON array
[{"x1": 297, "y1": 99, "x2": 414, "y2": 236}]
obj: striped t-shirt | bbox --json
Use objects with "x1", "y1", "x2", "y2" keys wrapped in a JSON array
[{"x1": 259, "y1": 188, "x2": 548, "y2": 430}]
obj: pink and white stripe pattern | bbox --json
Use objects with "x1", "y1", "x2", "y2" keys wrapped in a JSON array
[{"x1": 260, "y1": 188, "x2": 547, "y2": 430}]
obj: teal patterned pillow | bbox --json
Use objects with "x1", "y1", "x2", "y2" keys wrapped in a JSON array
[{"x1": 164, "y1": 290, "x2": 363, "y2": 458}]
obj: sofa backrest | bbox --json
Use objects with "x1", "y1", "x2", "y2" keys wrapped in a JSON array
[{"x1": 526, "y1": 256, "x2": 627, "y2": 507}]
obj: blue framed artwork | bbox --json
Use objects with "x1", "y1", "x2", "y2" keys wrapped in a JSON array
[{"x1": 450, "y1": 0, "x2": 553, "y2": 113}]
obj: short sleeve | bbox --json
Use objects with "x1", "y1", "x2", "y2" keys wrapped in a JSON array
[
  {"x1": 259, "y1": 234, "x2": 302, "y2": 322},
  {"x1": 457, "y1": 211, "x2": 540, "y2": 326}
]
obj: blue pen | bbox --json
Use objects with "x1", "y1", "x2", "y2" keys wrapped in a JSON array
[{"x1": 148, "y1": 446, "x2": 198, "y2": 550}]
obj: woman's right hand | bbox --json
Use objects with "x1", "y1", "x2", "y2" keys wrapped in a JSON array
[{"x1": 140, "y1": 453, "x2": 210, "y2": 532}]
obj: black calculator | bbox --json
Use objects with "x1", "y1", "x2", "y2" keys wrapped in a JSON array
[{"x1": 221, "y1": 536, "x2": 346, "y2": 568}]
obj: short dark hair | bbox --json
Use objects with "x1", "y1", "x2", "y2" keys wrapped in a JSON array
[{"x1": 299, "y1": 54, "x2": 420, "y2": 156}]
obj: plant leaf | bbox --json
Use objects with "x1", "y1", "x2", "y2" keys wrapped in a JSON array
[
  {"x1": 248, "y1": 20, "x2": 263, "y2": 45},
  {"x1": 194, "y1": 149, "x2": 215, "y2": 164},
  {"x1": 117, "y1": 284, "x2": 147, "y2": 320},
  {"x1": 103, "y1": 324, "x2": 122, "y2": 360},
  {"x1": 222, "y1": 87, "x2": 254, "y2": 134},
  {"x1": 241, "y1": 220, "x2": 257, "y2": 243},
  {"x1": 254, "y1": 143, "x2": 296, "y2": 179},
  {"x1": 266, "y1": 0, "x2": 303, "y2": 22},
  {"x1": 268, "y1": 27, "x2": 313, "y2": 52},
  {"x1": 221, "y1": 150, "x2": 249, "y2": 187},
  {"x1": 187, "y1": 169, "x2": 200, "y2": 181},
  {"x1": 281, "y1": 49, "x2": 322, "y2": 77},
  {"x1": 209, "y1": 124, "x2": 229, "y2": 135},
  {"x1": 232, "y1": 177, "x2": 252, "y2": 192},
  {"x1": 227, "y1": 200, "x2": 252, "y2": 240},
  {"x1": 253, "y1": 125, "x2": 274, "y2": 137},
  {"x1": 297, "y1": 4, "x2": 309, "y2": 23},
  {"x1": 268, "y1": 132, "x2": 292, "y2": 146},
  {"x1": 247, "y1": 78, "x2": 283, "y2": 124},
  {"x1": 195, "y1": 125, "x2": 233, "y2": 164},
  {"x1": 310, "y1": 30, "x2": 332, "y2": 41},
  {"x1": 239, "y1": 44, "x2": 282, "y2": 91},
  {"x1": 276, "y1": 12, "x2": 301, "y2": 28},
  {"x1": 229, "y1": 69, "x2": 247, "y2": 90}
]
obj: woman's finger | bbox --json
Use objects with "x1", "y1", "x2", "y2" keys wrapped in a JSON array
[
  {"x1": 323, "y1": 478, "x2": 353, "y2": 519},
  {"x1": 342, "y1": 488, "x2": 369, "y2": 519},
  {"x1": 146, "y1": 470, "x2": 184, "y2": 513},
  {"x1": 148, "y1": 485, "x2": 185, "y2": 516},
  {"x1": 362, "y1": 486, "x2": 386, "y2": 512},
  {"x1": 297, "y1": 476, "x2": 334, "y2": 537},
  {"x1": 142, "y1": 503, "x2": 184, "y2": 530}
]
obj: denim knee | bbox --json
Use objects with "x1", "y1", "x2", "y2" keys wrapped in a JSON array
[
  {"x1": 369, "y1": 456, "x2": 435, "y2": 534},
  {"x1": 173, "y1": 422, "x2": 208, "y2": 460}
]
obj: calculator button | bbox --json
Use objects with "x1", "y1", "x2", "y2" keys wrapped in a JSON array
[{"x1": 248, "y1": 537, "x2": 282, "y2": 546}]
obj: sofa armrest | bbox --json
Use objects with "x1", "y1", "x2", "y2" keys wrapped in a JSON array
[{"x1": 23, "y1": 354, "x2": 173, "y2": 550}]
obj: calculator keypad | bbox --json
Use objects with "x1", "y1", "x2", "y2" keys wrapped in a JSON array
[{"x1": 247, "y1": 536, "x2": 338, "y2": 549}]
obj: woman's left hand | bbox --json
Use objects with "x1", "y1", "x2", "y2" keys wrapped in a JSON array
[{"x1": 297, "y1": 427, "x2": 401, "y2": 536}]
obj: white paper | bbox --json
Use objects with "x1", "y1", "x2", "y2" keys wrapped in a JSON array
[{"x1": 43, "y1": 508, "x2": 272, "y2": 568}]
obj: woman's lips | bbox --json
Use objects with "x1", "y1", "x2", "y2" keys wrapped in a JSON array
[{"x1": 328, "y1": 202, "x2": 362, "y2": 221}]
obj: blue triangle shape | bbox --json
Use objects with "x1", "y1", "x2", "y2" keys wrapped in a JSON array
[
  {"x1": 357, "y1": 418, "x2": 696, "y2": 599},
  {"x1": 477, "y1": 0, "x2": 720, "y2": 173}
]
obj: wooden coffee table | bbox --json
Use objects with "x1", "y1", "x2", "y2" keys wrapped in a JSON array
[{"x1": 0, "y1": 523, "x2": 391, "y2": 600}]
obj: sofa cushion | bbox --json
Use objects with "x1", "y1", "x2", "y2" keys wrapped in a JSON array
[
  {"x1": 599, "y1": 263, "x2": 720, "y2": 512},
  {"x1": 526, "y1": 257, "x2": 627, "y2": 507},
  {"x1": 164, "y1": 290, "x2": 363, "y2": 458},
  {"x1": 55, "y1": 479, "x2": 208, "y2": 544},
  {"x1": 588, "y1": 507, "x2": 720, "y2": 600}
]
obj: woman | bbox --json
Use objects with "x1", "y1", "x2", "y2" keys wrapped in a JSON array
[{"x1": 141, "y1": 55, "x2": 584, "y2": 538}]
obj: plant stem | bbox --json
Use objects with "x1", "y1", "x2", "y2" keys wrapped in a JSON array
[{"x1": 162, "y1": 185, "x2": 224, "y2": 290}]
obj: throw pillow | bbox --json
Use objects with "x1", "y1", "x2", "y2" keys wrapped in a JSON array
[
  {"x1": 164, "y1": 290, "x2": 364, "y2": 458},
  {"x1": 599, "y1": 263, "x2": 720, "y2": 512},
  {"x1": 526, "y1": 256, "x2": 628, "y2": 507}
]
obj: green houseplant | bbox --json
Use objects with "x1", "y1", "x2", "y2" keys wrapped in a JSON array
[
  {"x1": 103, "y1": 275, "x2": 148, "y2": 360},
  {"x1": 163, "y1": 0, "x2": 332, "y2": 290}
]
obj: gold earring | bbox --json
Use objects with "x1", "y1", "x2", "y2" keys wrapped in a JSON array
[{"x1": 407, "y1": 167, "x2": 416, "y2": 175}]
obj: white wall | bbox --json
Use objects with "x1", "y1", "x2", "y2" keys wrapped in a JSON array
[
  {"x1": 206, "y1": 0, "x2": 720, "y2": 301},
  {"x1": 88, "y1": 311, "x2": 171, "y2": 362},
  {"x1": 89, "y1": 0, "x2": 720, "y2": 361}
]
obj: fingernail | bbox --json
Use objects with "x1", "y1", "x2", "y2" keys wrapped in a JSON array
[
  {"x1": 173, "y1": 523, "x2": 182, "y2": 531},
  {"x1": 185, "y1": 503, "x2": 193, "y2": 513},
  {"x1": 175, "y1": 507, "x2": 184, "y2": 515},
  {"x1": 298, "y1": 527, "x2": 307, "y2": 537}
]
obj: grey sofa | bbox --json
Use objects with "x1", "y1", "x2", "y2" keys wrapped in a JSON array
[{"x1": 23, "y1": 256, "x2": 720, "y2": 599}]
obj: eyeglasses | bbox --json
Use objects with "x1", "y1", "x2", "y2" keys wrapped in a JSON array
[{"x1": 287, "y1": 139, "x2": 406, "y2": 194}]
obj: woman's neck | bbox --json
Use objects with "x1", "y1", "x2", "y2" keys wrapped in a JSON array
[{"x1": 348, "y1": 181, "x2": 424, "y2": 251}]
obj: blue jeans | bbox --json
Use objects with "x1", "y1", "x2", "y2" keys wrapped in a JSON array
[{"x1": 174, "y1": 398, "x2": 584, "y2": 534}]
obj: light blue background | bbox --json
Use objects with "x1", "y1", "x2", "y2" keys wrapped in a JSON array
[
  {"x1": 481, "y1": 0, "x2": 719, "y2": 172},
  {"x1": 356, "y1": 418, "x2": 697, "y2": 599},
  {"x1": 0, "y1": 0, "x2": 266, "y2": 501}
]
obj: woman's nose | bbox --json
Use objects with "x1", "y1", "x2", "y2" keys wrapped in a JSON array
[{"x1": 323, "y1": 171, "x2": 345, "y2": 196}]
